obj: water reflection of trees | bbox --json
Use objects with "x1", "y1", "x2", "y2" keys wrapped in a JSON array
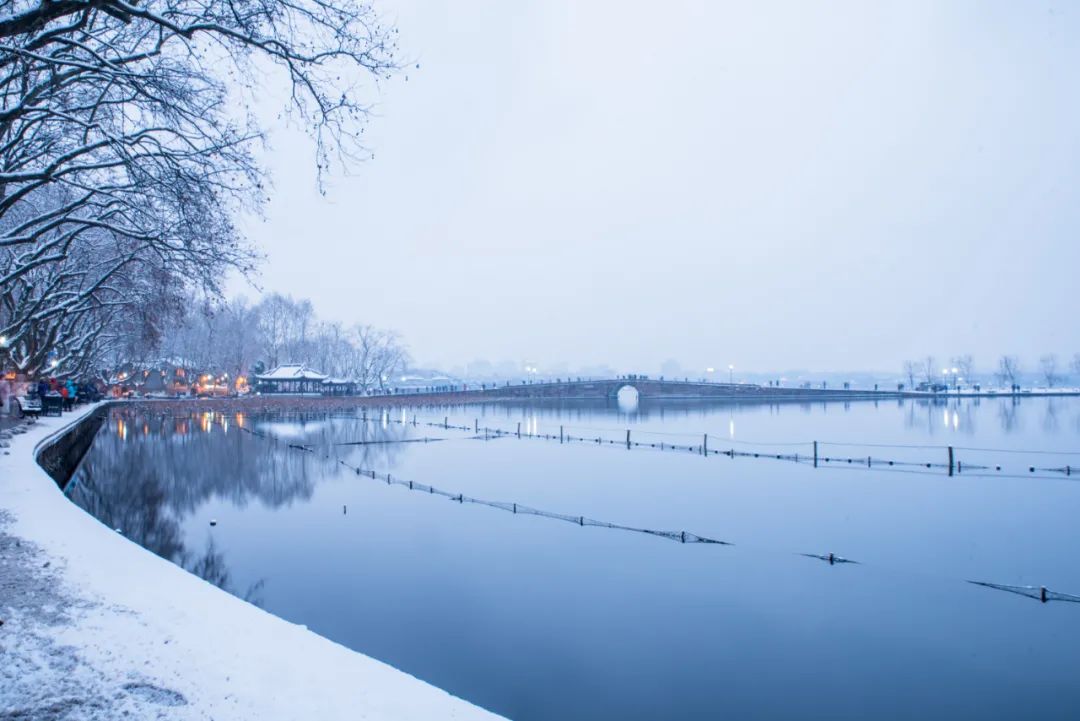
[
  {"x1": 903, "y1": 398, "x2": 950, "y2": 435},
  {"x1": 895, "y1": 397, "x2": 1076, "y2": 437},
  {"x1": 1042, "y1": 400, "x2": 1059, "y2": 434},
  {"x1": 66, "y1": 409, "x2": 408, "y2": 600},
  {"x1": 997, "y1": 399, "x2": 1021, "y2": 434}
]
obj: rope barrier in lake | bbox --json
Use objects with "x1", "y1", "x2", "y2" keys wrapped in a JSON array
[
  {"x1": 243, "y1": 426, "x2": 731, "y2": 547},
  {"x1": 353, "y1": 412, "x2": 1080, "y2": 480},
  {"x1": 239, "y1": 424, "x2": 1080, "y2": 607}
]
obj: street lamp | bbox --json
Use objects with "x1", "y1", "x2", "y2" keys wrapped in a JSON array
[{"x1": 728, "y1": 364, "x2": 734, "y2": 384}]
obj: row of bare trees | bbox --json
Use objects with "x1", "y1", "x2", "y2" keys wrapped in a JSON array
[
  {"x1": 0, "y1": 0, "x2": 398, "y2": 378},
  {"x1": 124, "y1": 293, "x2": 410, "y2": 393},
  {"x1": 902, "y1": 354, "x2": 1080, "y2": 388},
  {"x1": 1033, "y1": 353, "x2": 1080, "y2": 388}
]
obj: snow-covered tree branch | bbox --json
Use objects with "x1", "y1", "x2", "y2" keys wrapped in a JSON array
[{"x1": 0, "y1": 0, "x2": 397, "y2": 377}]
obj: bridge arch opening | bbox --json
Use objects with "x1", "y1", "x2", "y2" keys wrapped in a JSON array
[{"x1": 616, "y1": 385, "x2": 640, "y2": 414}]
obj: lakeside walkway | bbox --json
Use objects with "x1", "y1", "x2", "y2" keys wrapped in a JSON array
[{"x1": 0, "y1": 404, "x2": 503, "y2": 721}]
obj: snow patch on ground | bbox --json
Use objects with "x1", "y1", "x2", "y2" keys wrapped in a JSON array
[
  {"x1": 0, "y1": 511, "x2": 182, "y2": 720},
  {"x1": 0, "y1": 406, "x2": 504, "y2": 721}
]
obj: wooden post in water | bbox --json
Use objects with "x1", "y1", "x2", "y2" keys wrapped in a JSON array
[
  {"x1": 517, "y1": 422, "x2": 521, "y2": 438},
  {"x1": 560, "y1": 425, "x2": 564, "y2": 443},
  {"x1": 703, "y1": 434, "x2": 708, "y2": 455},
  {"x1": 474, "y1": 418, "x2": 478, "y2": 433},
  {"x1": 444, "y1": 416, "x2": 448, "y2": 429},
  {"x1": 813, "y1": 441, "x2": 819, "y2": 468},
  {"x1": 948, "y1": 446, "x2": 955, "y2": 477},
  {"x1": 626, "y1": 429, "x2": 631, "y2": 449}
]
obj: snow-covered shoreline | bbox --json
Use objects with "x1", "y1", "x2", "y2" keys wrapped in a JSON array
[{"x1": 0, "y1": 403, "x2": 504, "y2": 720}]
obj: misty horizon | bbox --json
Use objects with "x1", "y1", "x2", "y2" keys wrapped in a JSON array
[{"x1": 229, "y1": 1, "x2": 1080, "y2": 372}]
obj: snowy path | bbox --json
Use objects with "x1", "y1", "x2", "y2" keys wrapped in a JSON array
[{"x1": 0, "y1": 405, "x2": 505, "y2": 721}]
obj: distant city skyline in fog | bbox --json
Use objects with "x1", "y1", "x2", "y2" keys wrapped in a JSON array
[{"x1": 233, "y1": 1, "x2": 1080, "y2": 373}]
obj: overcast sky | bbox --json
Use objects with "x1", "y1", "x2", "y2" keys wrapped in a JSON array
[{"x1": 233, "y1": 1, "x2": 1080, "y2": 374}]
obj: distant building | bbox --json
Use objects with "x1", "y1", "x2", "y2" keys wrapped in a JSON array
[
  {"x1": 255, "y1": 364, "x2": 328, "y2": 394},
  {"x1": 108, "y1": 360, "x2": 196, "y2": 397},
  {"x1": 322, "y1": 377, "x2": 357, "y2": 396}
]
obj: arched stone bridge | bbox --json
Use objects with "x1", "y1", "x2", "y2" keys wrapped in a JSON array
[{"x1": 474, "y1": 378, "x2": 898, "y2": 401}]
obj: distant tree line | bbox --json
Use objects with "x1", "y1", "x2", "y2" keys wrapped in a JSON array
[
  {"x1": 114, "y1": 293, "x2": 411, "y2": 393},
  {"x1": 0, "y1": 0, "x2": 398, "y2": 379},
  {"x1": 901, "y1": 353, "x2": 1080, "y2": 388}
]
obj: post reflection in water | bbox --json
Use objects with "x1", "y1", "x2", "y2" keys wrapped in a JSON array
[{"x1": 64, "y1": 397, "x2": 1080, "y2": 721}]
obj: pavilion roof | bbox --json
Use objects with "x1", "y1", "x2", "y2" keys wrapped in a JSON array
[{"x1": 255, "y1": 364, "x2": 328, "y2": 382}]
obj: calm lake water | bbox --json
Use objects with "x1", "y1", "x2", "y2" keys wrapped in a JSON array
[{"x1": 67, "y1": 397, "x2": 1080, "y2": 720}]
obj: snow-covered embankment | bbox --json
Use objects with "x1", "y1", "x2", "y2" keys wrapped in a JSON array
[{"x1": 0, "y1": 403, "x2": 504, "y2": 720}]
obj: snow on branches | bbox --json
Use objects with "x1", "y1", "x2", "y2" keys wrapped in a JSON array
[{"x1": 0, "y1": 0, "x2": 398, "y2": 377}]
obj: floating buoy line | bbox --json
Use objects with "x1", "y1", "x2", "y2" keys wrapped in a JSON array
[
  {"x1": 344, "y1": 412, "x2": 1080, "y2": 480},
  {"x1": 238, "y1": 424, "x2": 1080, "y2": 607}
]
